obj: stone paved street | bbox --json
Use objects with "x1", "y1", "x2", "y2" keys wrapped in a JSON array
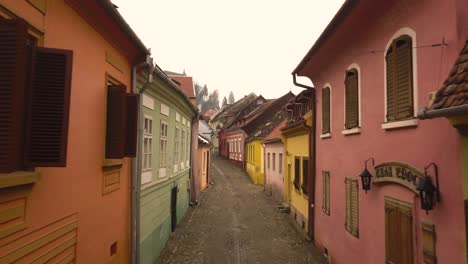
[{"x1": 156, "y1": 157, "x2": 326, "y2": 264}]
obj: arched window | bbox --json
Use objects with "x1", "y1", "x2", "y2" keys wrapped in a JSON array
[
  {"x1": 386, "y1": 35, "x2": 413, "y2": 121},
  {"x1": 321, "y1": 86, "x2": 331, "y2": 134},
  {"x1": 345, "y1": 69, "x2": 359, "y2": 129}
]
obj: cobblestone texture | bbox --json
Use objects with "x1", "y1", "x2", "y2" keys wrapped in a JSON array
[{"x1": 156, "y1": 157, "x2": 326, "y2": 264}]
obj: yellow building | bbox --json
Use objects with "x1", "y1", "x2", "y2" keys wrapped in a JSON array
[
  {"x1": 281, "y1": 91, "x2": 313, "y2": 236},
  {"x1": 246, "y1": 139, "x2": 264, "y2": 185}
]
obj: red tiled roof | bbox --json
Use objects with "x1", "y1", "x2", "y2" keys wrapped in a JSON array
[
  {"x1": 430, "y1": 40, "x2": 468, "y2": 110},
  {"x1": 263, "y1": 119, "x2": 287, "y2": 143},
  {"x1": 168, "y1": 75, "x2": 195, "y2": 98}
]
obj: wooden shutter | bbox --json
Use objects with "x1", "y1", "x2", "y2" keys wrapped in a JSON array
[
  {"x1": 322, "y1": 87, "x2": 331, "y2": 134},
  {"x1": 105, "y1": 85, "x2": 126, "y2": 159},
  {"x1": 386, "y1": 36, "x2": 413, "y2": 121},
  {"x1": 385, "y1": 199, "x2": 413, "y2": 264},
  {"x1": 322, "y1": 171, "x2": 330, "y2": 215},
  {"x1": 345, "y1": 69, "x2": 359, "y2": 129},
  {"x1": 345, "y1": 178, "x2": 359, "y2": 237},
  {"x1": 0, "y1": 18, "x2": 29, "y2": 173},
  {"x1": 422, "y1": 222, "x2": 436, "y2": 264},
  {"x1": 395, "y1": 37, "x2": 413, "y2": 119},
  {"x1": 124, "y1": 94, "x2": 138, "y2": 157},
  {"x1": 385, "y1": 201, "x2": 399, "y2": 263},
  {"x1": 301, "y1": 158, "x2": 309, "y2": 195},
  {"x1": 25, "y1": 48, "x2": 73, "y2": 167},
  {"x1": 294, "y1": 157, "x2": 300, "y2": 190}
]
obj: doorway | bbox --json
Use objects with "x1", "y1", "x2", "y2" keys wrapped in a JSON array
[
  {"x1": 385, "y1": 198, "x2": 413, "y2": 264},
  {"x1": 171, "y1": 186, "x2": 177, "y2": 232}
]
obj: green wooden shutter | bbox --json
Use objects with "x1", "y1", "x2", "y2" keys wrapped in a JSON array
[
  {"x1": 0, "y1": 18, "x2": 29, "y2": 173},
  {"x1": 25, "y1": 48, "x2": 73, "y2": 167},
  {"x1": 345, "y1": 69, "x2": 359, "y2": 129},
  {"x1": 395, "y1": 37, "x2": 413, "y2": 119},
  {"x1": 322, "y1": 87, "x2": 331, "y2": 134},
  {"x1": 386, "y1": 47, "x2": 396, "y2": 121},
  {"x1": 106, "y1": 85, "x2": 126, "y2": 159}
]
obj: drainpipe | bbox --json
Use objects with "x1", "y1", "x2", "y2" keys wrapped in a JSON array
[
  {"x1": 418, "y1": 105, "x2": 468, "y2": 119},
  {"x1": 189, "y1": 113, "x2": 200, "y2": 205},
  {"x1": 131, "y1": 55, "x2": 154, "y2": 264},
  {"x1": 292, "y1": 73, "x2": 316, "y2": 241}
]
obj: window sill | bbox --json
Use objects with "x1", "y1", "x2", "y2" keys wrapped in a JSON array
[
  {"x1": 103, "y1": 159, "x2": 123, "y2": 169},
  {"x1": 342, "y1": 127, "x2": 361, "y2": 136},
  {"x1": 0, "y1": 171, "x2": 42, "y2": 189},
  {"x1": 320, "y1": 133, "x2": 331, "y2": 139},
  {"x1": 381, "y1": 118, "x2": 418, "y2": 130}
]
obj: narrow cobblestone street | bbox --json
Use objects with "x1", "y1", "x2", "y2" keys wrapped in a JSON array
[{"x1": 156, "y1": 157, "x2": 325, "y2": 264}]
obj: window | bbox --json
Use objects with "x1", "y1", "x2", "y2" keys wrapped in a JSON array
[
  {"x1": 279, "y1": 153, "x2": 283, "y2": 174},
  {"x1": 160, "y1": 122, "x2": 168, "y2": 169},
  {"x1": 345, "y1": 177, "x2": 359, "y2": 237},
  {"x1": 141, "y1": 117, "x2": 153, "y2": 184},
  {"x1": 267, "y1": 153, "x2": 270, "y2": 169},
  {"x1": 386, "y1": 35, "x2": 413, "y2": 121},
  {"x1": 181, "y1": 129, "x2": 185, "y2": 165},
  {"x1": 302, "y1": 158, "x2": 309, "y2": 195},
  {"x1": 186, "y1": 128, "x2": 190, "y2": 163},
  {"x1": 345, "y1": 69, "x2": 359, "y2": 129},
  {"x1": 294, "y1": 157, "x2": 300, "y2": 190},
  {"x1": 0, "y1": 18, "x2": 73, "y2": 173},
  {"x1": 272, "y1": 153, "x2": 276, "y2": 171},
  {"x1": 322, "y1": 87, "x2": 331, "y2": 134},
  {"x1": 322, "y1": 171, "x2": 330, "y2": 215},
  {"x1": 174, "y1": 127, "x2": 180, "y2": 170}
]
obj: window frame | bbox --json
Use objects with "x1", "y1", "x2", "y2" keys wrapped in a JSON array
[
  {"x1": 279, "y1": 153, "x2": 283, "y2": 174},
  {"x1": 141, "y1": 115, "x2": 153, "y2": 184},
  {"x1": 159, "y1": 121, "x2": 168, "y2": 170},
  {"x1": 174, "y1": 126, "x2": 180, "y2": 172},
  {"x1": 320, "y1": 84, "x2": 332, "y2": 138},
  {"x1": 342, "y1": 64, "x2": 361, "y2": 135},
  {"x1": 345, "y1": 177, "x2": 359, "y2": 238},
  {"x1": 383, "y1": 28, "x2": 418, "y2": 129},
  {"x1": 272, "y1": 153, "x2": 276, "y2": 171}
]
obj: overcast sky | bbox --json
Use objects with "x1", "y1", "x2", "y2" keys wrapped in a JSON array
[{"x1": 112, "y1": 0, "x2": 345, "y2": 102}]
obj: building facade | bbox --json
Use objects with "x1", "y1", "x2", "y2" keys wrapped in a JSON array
[
  {"x1": 0, "y1": 0, "x2": 148, "y2": 262},
  {"x1": 263, "y1": 120, "x2": 287, "y2": 203},
  {"x1": 136, "y1": 68, "x2": 198, "y2": 263},
  {"x1": 293, "y1": 0, "x2": 468, "y2": 263}
]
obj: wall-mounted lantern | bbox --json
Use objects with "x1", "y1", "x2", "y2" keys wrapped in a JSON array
[
  {"x1": 359, "y1": 158, "x2": 375, "y2": 194},
  {"x1": 416, "y1": 162, "x2": 440, "y2": 214}
]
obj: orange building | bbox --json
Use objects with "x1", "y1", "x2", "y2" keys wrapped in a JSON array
[{"x1": 0, "y1": 0, "x2": 149, "y2": 263}]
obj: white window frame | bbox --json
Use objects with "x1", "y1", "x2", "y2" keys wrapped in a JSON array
[
  {"x1": 382, "y1": 27, "x2": 419, "y2": 129},
  {"x1": 142, "y1": 115, "x2": 153, "y2": 185},
  {"x1": 159, "y1": 121, "x2": 168, "y2": 178},
  {"x1": 320, "y1": 83, "x2": 332, "y2": 139},
  {"x1": 174, "y1": 126, "x2": 180, "y2": 173},
  {"x1": 181, "y1": 129, "x2": 185, "y2": 169},
  {"x1": 342, "y1": 63, "x2": 362, "y2": 135}
]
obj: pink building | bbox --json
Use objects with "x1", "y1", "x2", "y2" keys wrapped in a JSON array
[
  {"x1": 264, "y1": 120, "x2": 287, "y2": 203},
  {"x1": 293, "y1": 0, "x2": 468, "y2": 263}
]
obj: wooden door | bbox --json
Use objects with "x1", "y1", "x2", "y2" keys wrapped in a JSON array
[
  {"x1": 385, "y1": 198, "x2": 413, "y2": 264},
  {"x1": 171, "y1": 186, "x2": 178, "y2": 232}
]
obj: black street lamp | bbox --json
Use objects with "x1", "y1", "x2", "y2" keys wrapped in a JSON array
[
  {"x1": 359, "y1": 158, "x2": 375, "y2": 194},
  {"x1": 416, "y1": 162, "x2": 440, "y2": 214}
]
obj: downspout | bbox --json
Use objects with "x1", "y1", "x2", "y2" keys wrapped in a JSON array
[
  {"x1": 189, "y1": 113, "x2": 201, "y2": 205},
  {"x1": 418, "y1": 105, "x2": 468, "y2": 119},
  {"x1": 131, "y1": 55, "x2": 154, "y2": 264},
  {"x1": 292, "y1": 73, "x2": 316, "y2": 241}
]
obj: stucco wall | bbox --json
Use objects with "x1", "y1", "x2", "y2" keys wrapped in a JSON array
[
  {"x1": 264, "y1": 143, "x2": 285, "y2": 203},
  {"x1": 246, "y1": 140, "x2": 264, "y2": 185},
  {"x1": 299, "y1": 0, "x2": 467, "y2": 263},
  {"x1": 0, "y1": 0, "x2": 135, "y2": 262}
]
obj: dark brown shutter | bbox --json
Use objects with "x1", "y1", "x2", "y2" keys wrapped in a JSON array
[
  {"x1": 0, "y1": 18, "x2": 29, "y2": 173},
  {"x1": 124, "y1": 94, "x2": 138, "y2": 157},
  {"x1": 386, "y1": 36, "x2": 413, "y2": 121},
  {"x1": 25, "y1": 48, "x2": 73, "y2": 167},
  {"x1": 294, "y1": 157, "x2": 300, "y2": 190},
  {"x1": 322, "y1": 87, "x2": 331, "y2": 134},
  {"x1": 105, "y1": 85, "x2": 126, "y2": 159},
  {"x1": 345, "y1": 69, "x2": 359, "y2": 129},
  {"x1": 301, "y1": 158, "x2": 309, "y2": 194},
  {"x1": 395, "y1": 37, "x2": 413, "y2": 119},
  {"x1": 386, "y1": 47, "x2": 395, "y2": 121}
]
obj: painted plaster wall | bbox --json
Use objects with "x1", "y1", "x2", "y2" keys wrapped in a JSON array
[
  {"x1": 246, "y1": 140, "x2": 264, "y2": 185},
  {"x1": 139, "y1": 174, "x2": 189, "y2": 264},
  {"x1": 264, "y1": 143, "x2": 285, "y2": 203},
  {"x1": 0, "y1": 0, "x2": 137, "y2": 262},
  {"x1": 285, "y1": 133, "x2": 309, "y2": 232},
  {"x1": 137, "y1": 77, "x2": 194, "y2": 263},
  {"x1": 300, "y1": 1, "x2": 467, "y2": 263},
  {"x1": 227, "y1": 131, "x2": 246, "y2": 166}
]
